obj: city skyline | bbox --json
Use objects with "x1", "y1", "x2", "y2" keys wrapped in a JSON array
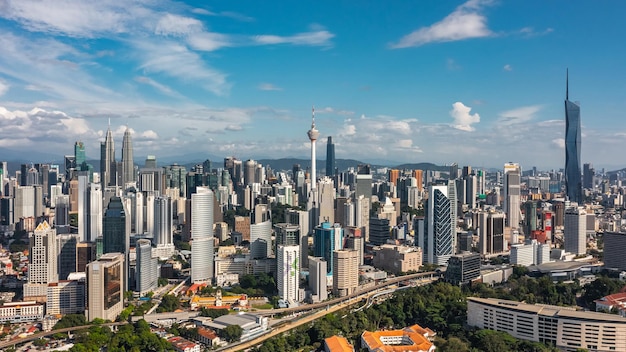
[{"x1": 0, "y1": 1, "x2": 625, "y2": 169}]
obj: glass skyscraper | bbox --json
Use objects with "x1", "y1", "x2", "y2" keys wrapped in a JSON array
[
  {"x1": 565, "y1": 71, "x2": 582, "y2": 204},
  {"x1": 326, "y1": 136, "x2": 335, "y2": 177}
]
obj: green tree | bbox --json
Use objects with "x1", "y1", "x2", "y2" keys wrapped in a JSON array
[
  {"x1": 582, "y1": 276, "x2": 624, "y2": 309},
  {"x1": 158, "y1": 277, "x2": 168, "y2": 287},
  {"x1": 221, "y1": 325, "x2": 243, "y2": 342},
  {"x1": 157, "y1": 294, "x2": 180, "y2": 312}
]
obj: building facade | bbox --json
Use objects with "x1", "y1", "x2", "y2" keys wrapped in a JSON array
[
  {"x1": 86, "y1": 252, "x2": 124, "y2": 321},
  {"x1": 565, "y1": 72, "x2": 583, "y2": 204}
]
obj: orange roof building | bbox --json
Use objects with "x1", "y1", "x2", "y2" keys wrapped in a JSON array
[
  {"x1": 324, "y1": 335, "x2": 354, "y2": 352},
  {"x1": 360, "y1": 324, "x2": 436, "y2": 352}
]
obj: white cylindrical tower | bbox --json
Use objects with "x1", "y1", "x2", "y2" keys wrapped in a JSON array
[{"x1": 307, "y1": 107, "x2": 320, "y2": 189}]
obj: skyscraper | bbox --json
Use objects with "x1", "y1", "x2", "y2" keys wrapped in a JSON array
[
  {"x1": 74, "y1": 141, "x2": 86, "y2": 170},
  {"x1": 121, "y1": 127, "x2": 135, "y2": 187},
  {"x1": 564, "y1": 206, "x2": 586, "y2": 255},
  {"x1": 86, "y1": 252, "x2": 124, "y2": 321},
  {"x1": 421, "y1": 181, "x2": 457, "y2": 265},
  {"x1": 503, "y1": 162, "x2": 521, "y2": 234},
  {"x1": 307, "y1": 107, "x2": 320, "y2": 188},
  {"x1": 135, "y1": 239, "x2": 158, "y2": 295},
  {"x1": 103, "y1": 197, "x2": 129, "y2": 255},
  {"x1": 100, "y1": 122, "x2": 116, "y2": 188},
  {"x1": 565, "y1": 70, "x2": 583, "y2": 204},
  {"x1": 191, "y1": 187, "x2": 214, "y2": 284},
  {"x1": 325, "y1": 136, "x2": 335, "y2": 177},
  {"x1": 276, "y1": 244, "x2": 300, "y2": 304},
  {"x1": 24, "y1": 221, "x2": 58, "y2": 300}
]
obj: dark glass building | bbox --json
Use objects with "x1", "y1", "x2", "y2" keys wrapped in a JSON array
[
  {"x1": 565, "y1": 71, "x2": 582, "y2": 204},
  {"x1": 326, "y1": 136, "x2": 335, "y2": 177},
  {"x1": 103, "y1": 197, "x2": 128, "y2": 255}
]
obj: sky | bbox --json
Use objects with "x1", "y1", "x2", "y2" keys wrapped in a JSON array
[{"x1": 0, "y1": 0, "x2": 625, "y2": 170}]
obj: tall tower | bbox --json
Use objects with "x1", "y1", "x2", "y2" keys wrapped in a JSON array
[
  {"x1": 24, "y1": 221, "x2": 58, "y2": 300},
  {"x1": 191, "y1": 187, "x2": 214, "y2": 284},
  {"x1": 121, "y1": 127, "x2": 135, "y2": 187},
  {"x1": 422, "y1": 181, "x2": 457, "y2": 265},
  {"x1": 325, "y1": 136, "x2": 335, "y2": 177},
  {"x1": 74, "y1": 141, "x2": 86, "y2": 170},
  {"x1": 307, "y1": 107, "x2": 320, "y2": 189},
  {"x1": 103, "y1": 197, "x2": 129, "y2": 255},
  {"x1": 100, "y1": 121, "x2": 116, "y2": 188},
  {"x1": 565, "y1": 70, "x2": 582, "y2": 204},
  {"x1": 503, "y1": 162, "x2": 521, "y2": 235}
]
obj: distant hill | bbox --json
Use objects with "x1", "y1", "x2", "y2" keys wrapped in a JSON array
[
  {"x1": 257, "y1": 158, "x2": 374, "y2": 173},
  {"x1": 393, "y1": 162, "x2": 449, "y2": 172}
]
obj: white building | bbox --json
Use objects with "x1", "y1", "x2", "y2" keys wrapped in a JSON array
[
  {"x1": 503, "y1": 163, "x2": 521, "y2": 242},
  {"x1": 191, "y1": 187, "x2": 214, "y2": 284},
  {"x1": 24, "y1": 221, "x2": 58, "y2": 300},
  {"x1": 510, "y1": 240, "x2": 551, "y2": 266},
  {"x1": 46, "y1": 280, "x2": 85, "y2": 315},
  {"x1": 308, "y1": 256, "x2": 328, "y2": 303},
  {"x1": 86, "y1": 252, "x2": 124, "y2": 321},
  {"x1": 564, "y1": 206, "x2": 587, "y2": 256},
  {"x1": 276, "y1": 245, "x2": 300, "y2": 304},
  {"x1": 136, "y1": 239, "x2": 158, "y2": 295}
]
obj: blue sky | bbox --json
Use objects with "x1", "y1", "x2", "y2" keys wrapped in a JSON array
[{"x1": 0, "y1": 0, "x2": 625, "y2": 170}]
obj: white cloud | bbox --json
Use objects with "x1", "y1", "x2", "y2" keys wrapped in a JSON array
[
  {"x1": 503, "y1": 64, "x2": 512, "y2": 71},
  {"x1": 134, "y1": 76, "x2": 179, "y2": 97},
  {"x1": 497, "y1": 105, "x2": 542, "y2": 126},
  {"x1": 391, "y1": 0, "x2": 493, "y2": 48},
  {"x1": 155, "y1": 14, "x2": 204, "y2": 36},
  {"x1": 552, "y1": 138, "x2": 565, "y2": 149},
  {"x1": 254, "y1": 26, "x2": 334, "y2": 47},
  {"x1": 258, "y1": 83, "x2": 282, "y2": 91},
  {"x1": 450, "y1": 102, "x2": 480, "y2": 131},
  {"x1": 140, "y1": 130, "x2": 159, "y2": 140},
  {"x1": 0, "y1": 80, "x2": 9, "y2": 96}
]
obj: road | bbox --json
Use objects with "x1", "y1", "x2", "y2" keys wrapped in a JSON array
[
  {"x1": 219, "y1": 273, "x2": 440, "y2": 352},
  {"x1": 0, "y1": 322, "x2": 126, "y2": 350}
]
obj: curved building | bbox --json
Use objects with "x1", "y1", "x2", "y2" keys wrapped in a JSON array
[
  {"x1": 565, "y1": 71, "x2": 582, "y2": 204},
  {"x1": 191, "y1": 187, "x2": 214, "y2": 283}
]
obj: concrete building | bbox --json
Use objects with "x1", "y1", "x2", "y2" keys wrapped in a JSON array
[
  {"x1": 206, "y1": 313, "x2": 268, "y2": 341},
  {"x1": 444, "y1": 252, "x2": 481, "y2": 285},
  {"x1": 0, "y1": 301, "x2": 45, "y2": 323},
  {"x1": 250, "y1": 204, "x2": 272, "y2": 259},
  {"x1": 503, "y1": 163, "x2": 521, "y2": 240},
  {"x1": 24, "y1": 221, "x2": 58, "y2": 301},
  {"x1": 308, "y1": 256, "x2": 328, "y2": 303},
  {"x1": 135, "y1": 239, "x2": 158, "y2": 295},
  {"x1": 510, "y1": 240, "x2": 551, "y2": 266},
  {"x1": 564, "y1": 206, "x2": 587, "y2": 256},
  {"x1": 314, "y1": 222, "x2": 344, "y2": 277},
  {"x1": 468, "y1": 297, "x2": 626, "y2": 352},
  {"x1": 86, "y1": 252, "x2": 124, "y2": 322},
  {"x1": 603, "y1": 232, "x2": 626, "y2": 271},
  {"x1": 276, "y1": 245, "x2": 300, "y2": 304},
  {"x1": 475, "y1": 210, "x2": 506, "y2": 255},
  {"x1": 191, "y1": 187, "x2": 214, "y2": 284},
  {"x1": 361, "y1": 324, "x2": 435, "y2": 352},
  {"x1": 46, "y1": 280, "x2": 85, "y2": 315},
  {"x1": 420, "y1": 181, "x2": 457, "y2": 265},
  {"x1": 372, "y1": 245, "x2": 422, "y2": 275},
  {"x1": 332, "y1": 249, "x2": 359, "y2": 297}
]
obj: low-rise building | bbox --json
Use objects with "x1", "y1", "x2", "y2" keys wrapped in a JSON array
[
  {"x1": 372, "y1": 245, "x2": 422, "y2": 275},
  {"x1": 595, "y1": 293, "x2": 626, "y2": 316},
  {"x1": 361, "y1": 324, "x2": 436, "y2": 352},
  {"x1": 468, "y1": 297, "x2": 626, "y2": 352},
  {"x1": 324, "y1": 335, "x2": 354, "y2": 352},
  {"x1": 197, "y1": 327, "x2": 221, "y2": 348},
  {"x1": 168, "y1": 336, "x2": 201, "y2": 352},
  {"x1": 0, "y1": 301, "x2": 44, "y2": 323},
  {"x1": 444, "y1": 252, "x2": 480, "y2": 286},
  {"x1": 205, "y1": 313, "x2": 268, "y2": 341}
]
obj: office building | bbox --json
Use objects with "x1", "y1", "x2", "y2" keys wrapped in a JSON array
[
  {"x1": 468, "y1": 297, "x2": 626, "y2": 351},
  {"x1": 344, "y1": 227, "x2": 364, "y2": 266},
  {"x1": 369, "y1": 217, "x2": 391, "y2": 246},
  {"x1": 583, "y1": 163, "x2": 594, "y2": 190},
  {"x1": 420, "y1": 181, "x2": 457, "y2": 265},
  {"x1": 86, "y1": 252, "x2": 124, "y2": 321},
  {"x1": 444, "y1": 252, "x2": 480, "y2": 285},
  {"x1": 46, "y1": 280, "x2": 86, "y2": 316},
  {"x1": 191, "y1": 187, "x2": 214, "y2": 284},
  {"x1": 87, "y1": 183, "x2": 103, "y2": 242},
  {"x1": 603, "y1": 232, "x2": 626, "y2": 271},
  {"x1": 332, "y1": 249, "x2": 359, "y2": 297},
  {"x1": 276, "y1": 245, "x2": 300, "y2": 304},
  {"x1": 308, "y1": 257, "x2": 328, "y2": 302},
  {"x1": 24, "y1": 221, "x2": 58, "y2": 300},
  {"x1": 314, "y1": 222, "x2": 344, "y2": 276},
  {"x1": 318, "y1": 177, "x2": 335, "y2": 226},
  {"x1": 372, "y1": 244, "x2": 422, "y2": 275},
  {"x1": 135, "y1": 239, "x2": 158, "y2": 295},
  {"x1": 250, "y1": 204, "x2": 272, "y2": 259},
  {"x1": 503, "y1": 163, "x2": 521, "y2": 233},
  {"x1": 475, "y1": 210, "x2": 506, "y2": 255},
  {"x1": 510, "y1": 240, "x2": 551, "y2": 266},
  {"x1": 154, "y1": 196, "x2": 175, "y2": 259},
  {"x1": 76, "y1": 241, "x2": 96, "y2": 272},
  {"x1": 100, "y1": 123, "x2": 116, "y2": 188},
  {"x1": 103, "y1": 197, "x2": 129, "y2": 255},
  {"x1": 286, "y1": 208, "x2": 310, "y2": 267},
  {"x1": 57, "y1": 234, "x2": 79, "y2": 280},
  {"x1": 564, "y1": 206, "x2": 587, "y2": 256},
  {"x1": 326, "y1": 136, "x2": 335, "y2": 177},
  {"x1": 565, "y1": 71, "x2": 583, "y2": 204}
]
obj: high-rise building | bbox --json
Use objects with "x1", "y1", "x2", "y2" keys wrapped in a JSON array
[
  {"x1": 103, "y1": 197, "x2": 129, "y2": 255},
  {"x1": 286, "y1": 208, "x2": 310, "y2": 268},
  {"x1": 345, "y1": 227, "x2": 364, "y2": 266},
  {"x1": 307, "y1": 107, "x2": 320, "y2": 188},
  {"x1": 565, "y1": 71, "x2": 583, "y2": 204},
  {"x1": 308, "y1": 257, "x2": 328, "y2": 302},
  {"x1": 154, "y1": 196, "x2": 174, "y2": 259},
  {"x1": 313, "y1": 222, "x2": 343, "y2": 276},
  {"x1": 74, "y1": 141, "x2": 86, "y2": 170},
  {"x1": 332, "y1": 249, "x2": 358, "y2": 297},
  {"x1": 325, "y1": 136, "x2": 335, "y2": 177},
  {"x1": 46, "y1": 280, "x2": 85, "y2": 316},
  {"x1": 583, "y1": 163, "x2": 594, "y2": 190},
  {"x1": 275, "y1": 223, "x2": 300, "y2": 247},
  {"x1": 243, "y1": 159, "x2": 256, "y2": 186},
  {"x1": 100, "y1": 123, "x2": 116, "y2": 188},
  {"x1": 369, "y1": 217, "x2": 391, "y2": 246},
  {"x1": 250, "y1": 204, "x2": 272, "y2": 259},
  {"x1": 24, "y1": 221, "x2": 58, "y2": 300},
  {"x1": 121, "y1": 127, "x2": 135, "y2": 187},
  {"x1": 135, "y1": 239, "x2": 158, "y2": 295},
  {"x1": 86, "y1": 252, "x2": 124, "y2": 321},
  {"x1": 191, "y1": 187, "x2": 214, "y2": 284},
  {"x1": 317, "y1": 178, "x2": 335, "y2": 226},
  {"x1": 475, "y1": 210, "x2": 506, "y2": 255},
  {"x1": 76, "y1": 242, "x2": 96, "y2": 272},
  {"x1": 564, "y1": 206, "x2": 586, "y2": 255},
  {"x1": 420, "y1": 181, "x2": 457, "y2": 265},
  {"x1": 57, "y1": 234, "x2": 79, "y2": 280},
  {"x1": 503, "y1": 162, "x2": 521, "y2": 238},
  {"x1": 276, "y1": 244, "x2": 300, "y2": 304},
  {"x1": 87, "y1": 183, "x2": 103, "y2": 242}
]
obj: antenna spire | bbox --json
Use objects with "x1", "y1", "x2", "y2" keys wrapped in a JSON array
[
  {"x1": 566, "y1": 68, "x2": 569, "y2": 100},
  {"x1": 311, "y1": 105, "x2": 315, "y2": 128}
]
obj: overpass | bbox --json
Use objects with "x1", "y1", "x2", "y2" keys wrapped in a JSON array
[{"x1": 0, "y1": 322, "x2": 127, "y2": 350}]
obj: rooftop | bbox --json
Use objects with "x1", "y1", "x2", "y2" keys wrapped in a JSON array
[
  {"x1": 324, "y1": 335, "x2": 354, "y2": 352},
  {"x1": 361, "y1": 324, "x2": 435, "y2": 352}
]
